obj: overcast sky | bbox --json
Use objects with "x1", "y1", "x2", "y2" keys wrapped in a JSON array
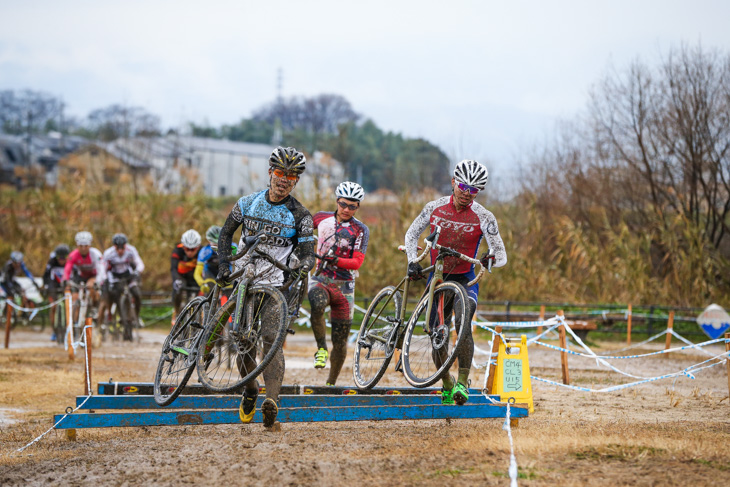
[{"x1": 1, "y1": 0, "x2": 729, "y2": 183}]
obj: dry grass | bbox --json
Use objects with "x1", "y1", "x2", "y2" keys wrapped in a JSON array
[{"x1": 1, "y1": 185, "x2": 727, "y2": 306}]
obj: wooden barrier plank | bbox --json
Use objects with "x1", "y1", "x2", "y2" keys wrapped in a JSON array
[
  {"x1": 76, "y1": 394, "x2": 502, "y2": 410},
  {"x1": 97, "y1": 382, "x2": 485, "y2": 397},
  {"x1": 55, "y1": 403, "x2": 529, "y2": 429}
]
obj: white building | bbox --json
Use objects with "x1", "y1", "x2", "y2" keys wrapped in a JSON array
[{"x1": 101, "y1": 135, "x2": 344, "y2": 199}]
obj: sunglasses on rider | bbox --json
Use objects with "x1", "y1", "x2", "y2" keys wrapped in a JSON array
[
  {"x1": 337, "y1": 200, "x2": 359, "y2": 211},
  {"x1": 183, "y1": 246, "x2": 199, "y2": 253},
  {"x1": 457, "y1": 182, "x2": 479, "y2": 195},
  {"x1": 272, "y1": 168, "x2": 298, "y2": 181}
]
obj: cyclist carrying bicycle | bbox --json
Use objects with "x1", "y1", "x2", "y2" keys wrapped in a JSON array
[
  {"x1": 171, "y1": 229, "x2": 202, "y2": 320},
  {"x1": 194, "y1": 225, "x2": 237, "y2": 296},
  {"x1": 100, "y1": 233, "x2": 145, "y2": 335},
  {"x1": 217, "y1": 146, "x2": 316, "y2": 428},
  {"x1": 404, "y1": 159, "x2": 507, "y2": 405},
  {"x1": 43, "y1": 244, "x2": 69, "y2": 341},
  {"x1": 308, "y1": 181, "x2": 369, "y2": 385}
]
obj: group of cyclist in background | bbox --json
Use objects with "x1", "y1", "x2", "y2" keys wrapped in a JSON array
[
  {"x1": 2, "y1": 232, "x2": 143, "y2": 342},
  {"x1": 2, "y1": 145, "x2": 505, "y2": 428}
]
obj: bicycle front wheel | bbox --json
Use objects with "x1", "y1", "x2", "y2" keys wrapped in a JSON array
[
  {"x1": 353, "y1": 285, "x2": 402, "y2": 390},
  {"x1": 196, "y1": 285, "x2": 288, "y2": 392},
  {"x1": 402, "y1": 281, "x2": 468, "y2": 387},
  {"x1": 120, "y1": 294, "x2": 135, "y2": 342},
  {"x1": 53, "y1": 299, "x2": 67, "y2": 345},
  {"x1": 154, "y1": 296, "x2": 207, "y2": 406}
]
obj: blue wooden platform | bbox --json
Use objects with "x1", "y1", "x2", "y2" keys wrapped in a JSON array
[
  {"x1": 55, "y1": 403, "x2": 527, "y2": 428},
  {"x1": 53, "y1": 383, "x2": 528, "y2": 429},
  {"x1": 77, "y1": 393, "x2": 502, "y2": 409},
  {"x1": 96, "y1": 381, "x2": 485, "y2": 397}
]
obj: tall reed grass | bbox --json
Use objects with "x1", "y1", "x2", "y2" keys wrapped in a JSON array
[{"x1": 1, "y1": 185, "x2": 725, "y2": 307}]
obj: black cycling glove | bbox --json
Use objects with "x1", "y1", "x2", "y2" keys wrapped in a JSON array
[
  {"x1": 407, "y1": 262, "x2": 423, "y2": 280},
  {"x1": 216, "y1": 262, "x2": 231, "y2": 284}
]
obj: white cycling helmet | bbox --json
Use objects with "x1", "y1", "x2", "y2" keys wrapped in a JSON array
[
  {"x1": 75, "y1": 231, "x2": 93, "y2": 246},
  {"x1": 453, "y1": 159, "x2": 489, "y2": 190},
  {"x1": 335, "y1": 181, "x2": 365, "y2": 202},
  {"x1": 181, "y1": 229, "x2": 202, "y2": 248}
]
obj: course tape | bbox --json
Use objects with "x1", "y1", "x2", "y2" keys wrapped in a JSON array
[
  {"x1": 532, "y1": 337, "x2": 727, "y2": 361},
  {"x1": 3, "y1": 296, "x2": 66, "y2": 318},
  {"x1": 16, "y1": 324, "x2": 94, "y2": 453},
  {"x1": 531, "y1": 349, "x2": 730, "y2": 393}
]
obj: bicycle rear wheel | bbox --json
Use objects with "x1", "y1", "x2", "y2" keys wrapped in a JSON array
[
  {"x1": 196, "y1": 285, "x2": 288, "y2": 392},
  {"x1": 353, "y1": 285, "x2": 402, "y2": 389},
  {"x1": 154, "y1": 296, "x2": 207, "y2": 406},
  {"x1": 402, "y1": 281, "x2": 468, "y2": 387}
]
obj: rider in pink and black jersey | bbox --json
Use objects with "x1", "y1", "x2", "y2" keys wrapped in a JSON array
[
  {"x1": 308, "y1": 182, "x2": 369, "y2": 385},
  {"x1": 404, "y1": 159, "x2": 507, "y2": 406}
]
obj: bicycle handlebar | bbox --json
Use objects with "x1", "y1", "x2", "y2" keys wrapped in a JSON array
[{"x1": 398, "y1": 225, "x2": 489, "y2": 287}]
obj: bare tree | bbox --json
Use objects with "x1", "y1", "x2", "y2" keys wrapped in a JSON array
[
  {"x1": 0, "y1": 89, "x2": 62, "y2": 135},
  {"x1": 86, "y1": 104, "x2": 161, "y2": 141}
]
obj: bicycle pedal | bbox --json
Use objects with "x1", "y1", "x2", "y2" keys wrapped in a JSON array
[{"x1": 286, "y1": 328, "x2": 296, "y2": 335}]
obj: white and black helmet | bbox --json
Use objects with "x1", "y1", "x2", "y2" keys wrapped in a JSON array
[
  {"x1": 335, "y1": 181, "x2": 364, "y2": 202},
  {"x1": 181, "y1": 229, "x2": 202, "y2": 248},
  {"x1": 75, "y1": 231, "x2": 93, "y2": 246},
  {"x1": 453, "y1": 159, "x2": 489, "y2": 190}
]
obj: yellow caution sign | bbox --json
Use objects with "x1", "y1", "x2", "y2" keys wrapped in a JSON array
[{"x1": 492, "y1": 334, "x2": 534, "y2": 413}]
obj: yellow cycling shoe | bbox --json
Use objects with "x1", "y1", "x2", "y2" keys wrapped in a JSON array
[{"x1": 239, "y1": 388, "x2": 259, "y2": 423}]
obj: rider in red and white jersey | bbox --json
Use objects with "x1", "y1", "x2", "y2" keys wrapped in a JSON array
[
  {"x1": 63, "y1": 231, "x2": 105, "y2": 286},
  {"x1": 308, "y1": 181, "x2": 369, "y2": 385},
  {"x1": 405, "y1": 159, "x2": 507, "y2": 405}
]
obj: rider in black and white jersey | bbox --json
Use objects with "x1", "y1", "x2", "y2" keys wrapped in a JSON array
[{"x1": 218, "y1": 146, "x2": 316, "y2": 428}]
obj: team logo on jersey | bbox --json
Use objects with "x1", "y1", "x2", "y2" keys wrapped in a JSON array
[{"x1": 487, "y1": 221, "x2": 499, "y2": 235}]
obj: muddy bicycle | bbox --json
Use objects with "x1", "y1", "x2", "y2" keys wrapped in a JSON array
[
  {"x1": 153, "y1": 234, "x2": 308, "y2": 406},
  {"x1": 353, "y1": 225, "x2": 491, "y2": 389}
]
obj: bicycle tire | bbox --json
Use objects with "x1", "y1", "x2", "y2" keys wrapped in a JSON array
[
  {"x1": 195, "y1": 285, "x2": 288, "y2": 392},
  {"x1": 353, "y1": 285, "x2": 403, "y2": 390},
  {"x1": 53, "y1": 299, "x2": 66, "y2": 345},
  {"x1": 154, "y1": 296, "x2": 208, "y2": 406},
  {"x1": 402, "y1": 281, "x2": 469, "y2": 388},
  {"x1": 71, "y1": 300, "x2": 84, "y2": 344},
  {"x1": 120, "y1": 293, "x2": 135, "y2": 342}
]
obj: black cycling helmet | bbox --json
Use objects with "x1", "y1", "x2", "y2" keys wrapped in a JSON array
[
  {"x1": 54, "y1": 244, "x2": 70, "y2": 259},
  {"x1": 269, "y1": 146, "x2": 306, "y2": 175},
  {"x1": 112, "y1": 233, "x2": 128, "y2": 248}
]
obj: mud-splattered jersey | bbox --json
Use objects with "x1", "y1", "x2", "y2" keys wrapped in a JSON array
[
  {"x1": 312, "y1": 211, "x2": 369, "y2": 281},
  {"x1": 404, "y1": 195, "x2": 507, "y2": 275},
  {"x1": 219, "y1": 190, "x2": 316, "y2": 286}
]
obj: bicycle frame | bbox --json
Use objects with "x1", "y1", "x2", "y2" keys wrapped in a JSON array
[{"x1": 365, "y1": 225, "x2": 487, "y2": 356}]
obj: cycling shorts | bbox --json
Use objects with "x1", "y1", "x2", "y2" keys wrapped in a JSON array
[
  {"x1": 309, "y1": 276, "x2": 355, "y2": 321},
  {"x1": 426, "y1": 270, "x2": 479, "y2": 305}
]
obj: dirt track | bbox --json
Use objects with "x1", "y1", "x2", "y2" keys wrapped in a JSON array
[{"x1": 1, "y1": 327, "x2": 729, "y2": 486}]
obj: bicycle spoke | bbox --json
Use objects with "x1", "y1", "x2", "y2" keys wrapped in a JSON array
[
  {"x1": 402, "y1": 282, "x2": 467, "y2": 387},
  {"x1": 353, "y1": 286, "x2": 402, "y2": 389}
]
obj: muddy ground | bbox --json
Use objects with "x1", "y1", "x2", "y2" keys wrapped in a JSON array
[{"x1": 1, "y1": 327, "x2": 729, "y2": 486}]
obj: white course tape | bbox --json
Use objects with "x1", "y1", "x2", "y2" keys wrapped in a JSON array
[
  {"x1": 16, "y1": 324, "x2": 94, "y2": 453},
  {"x1": 3, "y1": 296, "x2": 66, "y2": 315}
]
